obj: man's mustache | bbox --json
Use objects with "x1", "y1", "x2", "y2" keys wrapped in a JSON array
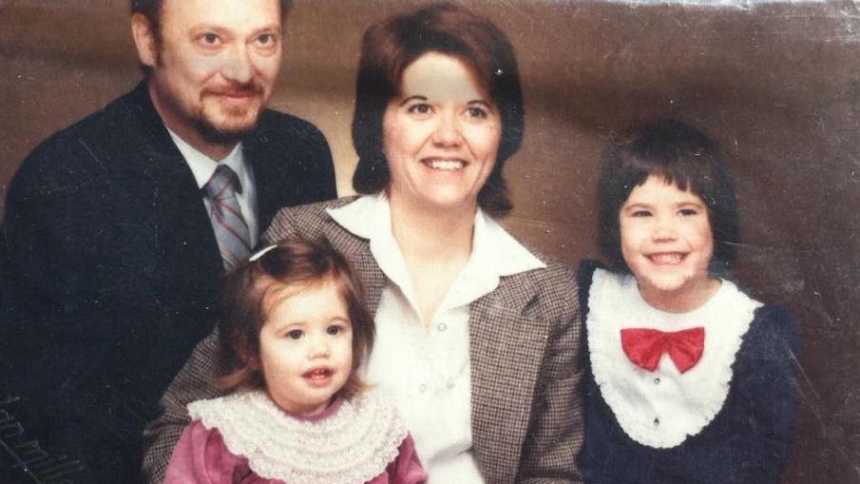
[{"x1": 203, "y1": 82, "x2": 265, "y2": 98}]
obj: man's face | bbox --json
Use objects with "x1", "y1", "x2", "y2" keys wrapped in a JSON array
[{"x1": 138, "y1": 0, "x2": 283, "y2": 146}]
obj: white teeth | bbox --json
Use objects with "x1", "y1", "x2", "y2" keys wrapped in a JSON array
[
  {"x1": 428, "y1": 159, "x2": 464, "y2": 171},
  {"x1": 650, "y1": 253, "x2": 683, "y2": 264}
]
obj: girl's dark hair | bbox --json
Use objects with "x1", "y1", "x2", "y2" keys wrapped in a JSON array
[
  {"x1": 351, "y1": 2, "x2": 524, "y2": 217},
  {"x1": 216, "y1": 237, "x2": 373, "y2": 401},
  {"x1": 597, "y1": 119, "x2": 739, "y2": 276}
]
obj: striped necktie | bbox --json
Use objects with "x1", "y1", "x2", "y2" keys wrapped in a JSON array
[{"x1": 203, "y1": 164, "x2": 252, "y2": 270}]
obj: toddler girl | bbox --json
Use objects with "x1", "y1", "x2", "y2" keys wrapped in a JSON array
[
  {"x1": 578, "y1": 120, "x2": 798, "y2": 483},
  {"x1": 164, "y1": 238, "x2": 426, "y2": 484}
]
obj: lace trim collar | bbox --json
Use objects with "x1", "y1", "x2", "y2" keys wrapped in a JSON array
[
  {"x1": 188, "y1": 390, "x2": 408, "y2": 483},
  {"x1": 587, "y1": 269, "x2": 761, "y2": 448}
]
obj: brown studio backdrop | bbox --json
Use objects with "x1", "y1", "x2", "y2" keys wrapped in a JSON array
[{"x1": 1, "y1": 0, "x2": 858, "y2": 482}]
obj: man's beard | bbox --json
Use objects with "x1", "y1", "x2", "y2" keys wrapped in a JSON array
[{"x1": 194, "y1": 85, "x2": 266, "y2": 144}]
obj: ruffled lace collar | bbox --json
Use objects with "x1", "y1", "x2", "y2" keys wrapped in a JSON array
[
  {"x1": 587, "y1": 269, "x2": 761, "y2": 448},
  {"x1": 188, "y1": 390, "x2": 408, "y2": 483}
]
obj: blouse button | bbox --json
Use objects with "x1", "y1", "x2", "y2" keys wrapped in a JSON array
[
  {"x1": 437, "y1": 322, "x2": 448, "y2": 332},
  {"x1": 653, "y1": 417, "x2": 660, "y2": 426},
  {"x1": 654, "y1": 377, "x2": 661, "y2": 384}
]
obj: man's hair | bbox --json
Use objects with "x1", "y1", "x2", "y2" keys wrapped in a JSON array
[
  {"x1": 216, "y1": 237, "x2": 374, "y2": 401},
  {"x1": 350, "y1": 2, "x2": 524, "y2": 218},
  {"x1": 597, "y1": 119, "x2": 739, "y2": 276},
  {"x1": 130, "y1": 0, "x2": 294, "y2": 39}
]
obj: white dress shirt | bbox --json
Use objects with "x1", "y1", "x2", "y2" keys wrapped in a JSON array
[
  {"x1": 167, "y1": 130, "x2": 259, "y2": 247},
  {"x1": 327, "y1": 194, "x2": 545, "y2": 483}
]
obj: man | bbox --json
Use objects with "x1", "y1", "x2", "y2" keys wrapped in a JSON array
[{"x1": 0, "y1": 0, "x2": 335, "y2": 482}]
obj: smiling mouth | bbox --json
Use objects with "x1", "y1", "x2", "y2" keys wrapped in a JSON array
[
  {"x1": 422, "y1": 158, "x2": 466, "y2": 171},
  {"x1": 648, "y1": 253, "x2": 686, "y2": 265},
  {"x1": 303, "y1": 368, "x2": 334, "y2": 386}
]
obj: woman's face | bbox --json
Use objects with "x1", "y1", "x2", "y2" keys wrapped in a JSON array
[{"x1": 382, "y1": 52, "x2": 502, "y2": 214}]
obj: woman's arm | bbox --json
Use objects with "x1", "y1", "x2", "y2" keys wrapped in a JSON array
[
  {"x1": 516, "y1": 265, "x2": 586, "y2": 483},
  {"x1": 142, "y1": 333, "x2": 223, "y2": 483}
]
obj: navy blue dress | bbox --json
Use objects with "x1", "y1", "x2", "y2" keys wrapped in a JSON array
[{"x1": 577, "y1": 260, "x2": 799, "y2": 484}]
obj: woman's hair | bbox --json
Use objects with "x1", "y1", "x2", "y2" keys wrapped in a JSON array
[
  {"x1": 597, "y1": 119, "x2": 739, "y2": 276},
  {"x1": 216, "y1": 237, "x2": 374, "y2": 401},
  {"x1": 351, "y1": 2, "x2": 524, "y2": 217}
]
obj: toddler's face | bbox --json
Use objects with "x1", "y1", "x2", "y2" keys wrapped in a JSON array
[
  {"x1": 619, "y1": 175, "x2": 715, "y2": 309},
  {"x1": 258, "y1": 280, "x2": 353, "y2": 416}
]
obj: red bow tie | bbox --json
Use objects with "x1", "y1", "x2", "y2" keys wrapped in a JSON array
[{"x1": 620, "y1": 327, "x2": 705, "y2": 373}]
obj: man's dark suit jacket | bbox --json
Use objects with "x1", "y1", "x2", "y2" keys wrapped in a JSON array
[{"x1": 0, "y1": 82, "x2": 336, "y2": 483}]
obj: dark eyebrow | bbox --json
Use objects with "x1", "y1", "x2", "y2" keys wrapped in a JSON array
[
  {"x1": 251, "y1": 25, "x2": 283, "y2": 37},
  {"x1": 399, "y1": 95, "x2": 428, "y2": 107},
  {"x1": 190, "y1": 24, "x2": 282, "y2": 37},
  {"x1": 191, "y1": 24, "x2": 228, "y2": 34}
]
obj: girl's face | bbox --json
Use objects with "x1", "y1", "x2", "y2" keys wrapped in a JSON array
[
  {"x1": 382, "y1": 51, "x2": 501, "y2": 214},
  {"x1": 619, "y1": 175, "x2": 717, "y2": 311},
  {"x1": 257, "y1": 280, "x2": 353, "y2": 416}
]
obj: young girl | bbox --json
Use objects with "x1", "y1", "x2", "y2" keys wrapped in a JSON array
[
  {"x1": 164, "y1": 238, "x2": 426, "y2": 484},
  {"x1": 578, "y1": 120, "x2": 799, "y2": 484}
]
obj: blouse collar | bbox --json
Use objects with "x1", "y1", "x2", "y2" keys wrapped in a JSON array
[{"x1": 327, "y1": 194, "x2": 545, "y2": 311}]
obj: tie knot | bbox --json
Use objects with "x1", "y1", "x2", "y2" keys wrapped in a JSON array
[{"x1": 204, "y1": 164, "x2": 242, "y2": 199}]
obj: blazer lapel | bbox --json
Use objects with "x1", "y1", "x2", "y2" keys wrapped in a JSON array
[
  {"x1": 469, "y1": 272, "x2": 551, "y2": 484},
  {"x1": 321, "y1": 217, "x2": 386, "y2": 314}
]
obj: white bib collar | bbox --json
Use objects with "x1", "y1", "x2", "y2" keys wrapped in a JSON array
[{"x1": 587, "y1": 269, "x2": 761, "y2": 448}]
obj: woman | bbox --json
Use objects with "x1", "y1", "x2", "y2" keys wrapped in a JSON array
[{"x1": 143, "y1": 4, "x2": 583, "y2": 483}]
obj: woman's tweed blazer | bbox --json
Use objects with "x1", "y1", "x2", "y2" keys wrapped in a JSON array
[{"x1": 142, "y1": 197, "x2": 585, "y2": 484}]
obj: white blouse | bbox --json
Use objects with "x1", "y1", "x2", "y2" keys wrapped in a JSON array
[
  {"x1": 327, "y1": 194, "x2": 545, "y2": 483},
  {"x1": 587, "y1": 269, "x2": 760, "y2": 448}
]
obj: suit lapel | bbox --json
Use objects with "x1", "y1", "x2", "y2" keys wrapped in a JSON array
[
  {"x1": 243, "y1": 131, "x2": 279, "y2": 233},
  {"x1": 129, "y1": 87, "x2": 223, "y2": 287},
  {"x1": 115, "y1": 83, "x2": 223, "y2": 321},
  {"x1": 469, "y1": 272, "x2": 550, "y2": 484},
  {"x1": 100, "y1": 83, "x2": 221, "y2": 282}
]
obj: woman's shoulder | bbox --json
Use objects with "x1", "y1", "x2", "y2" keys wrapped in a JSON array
[
  {"x1": 269, "y1": 196, "x2": 360, "y2": 225},
  {"x1": 263, "y1": 196, "x2": 362, "y2": 242},
  {"x1": 498, "y1": 252, "x2": 580, "y2": 322}
]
